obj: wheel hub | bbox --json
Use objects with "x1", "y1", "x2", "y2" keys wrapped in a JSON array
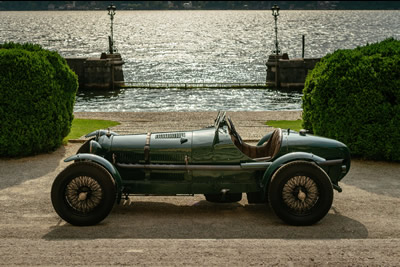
[
  {"x1": 78, "y1": 192, "x2": 88, "y2": 201},
  {"x1": 297, "y1": 188, "x2": 306, "y2": 202},
  {"x1": 282, "y1": 175, "x2": 319, "y2": 213},
  {"x1": 65, "y1": 176, "x2": 103, "y2": 213}
]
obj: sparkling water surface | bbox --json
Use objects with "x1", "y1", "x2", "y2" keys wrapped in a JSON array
[{"x1": 1, "y1": 10, "x2": 399, "y2": 112}]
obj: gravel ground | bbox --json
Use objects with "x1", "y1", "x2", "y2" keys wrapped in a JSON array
[{"x1": 1, "y1": 111, "x2": 399, "y2": 266}]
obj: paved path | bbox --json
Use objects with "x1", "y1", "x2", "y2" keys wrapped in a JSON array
[{"x1": 1, "y1": 111, "x2": 399, "y2": 266}]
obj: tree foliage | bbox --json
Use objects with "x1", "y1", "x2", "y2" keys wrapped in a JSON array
[
  {"x1": 0, "y1": 42, "x2": 78, "y2": 157},
  {"x1": 302, "y1": 38, "x2": 400, "y2": 161}
]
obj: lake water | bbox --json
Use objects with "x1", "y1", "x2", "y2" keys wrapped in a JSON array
[{"x1": 1, "y1": 10, "x2": 399, "y2": 111}]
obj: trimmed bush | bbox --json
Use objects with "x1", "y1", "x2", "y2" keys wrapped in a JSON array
[
  {"x1": 302, "y1": 38, "x2": 400, "y2": 161},
  {"x1": 0, "y1": 42, "x2": 78, "y2": 157}
]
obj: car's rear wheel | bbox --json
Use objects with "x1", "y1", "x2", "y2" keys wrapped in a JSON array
[
  {"x1": 268, "y1": 161, "x2": 333, "y2": 226},
  {"x1": 204, "y1": 193, "x2": 242, "y2": 203},
  {"x1": 51, "y1": 161, "x2": 116, "y2": 226}
]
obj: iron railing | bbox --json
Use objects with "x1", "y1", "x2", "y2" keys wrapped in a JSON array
[{"x1": 123, "y1": 82, "x2": 268, "y2": 89}]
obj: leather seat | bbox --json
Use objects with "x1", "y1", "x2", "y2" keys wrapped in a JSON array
[{"x1": 230, "y1": 128, "x2": 282, "y2": 161}]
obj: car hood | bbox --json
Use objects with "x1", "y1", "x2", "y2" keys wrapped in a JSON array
[
  {"x1": 86, "y1": 126, "x2": 248, "y2": 165},
  {"x1": 92, "y1": 130, "x2": 192, "y2": 164},
  {"x1": 283, "y1": 130, "x2": 350, "y2": 163}
]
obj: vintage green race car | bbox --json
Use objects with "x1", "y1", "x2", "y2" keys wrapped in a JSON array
[{"x1": 51, "y1": 112, "x2": 350, "y2": 226}]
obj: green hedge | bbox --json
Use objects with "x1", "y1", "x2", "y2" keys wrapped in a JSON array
[
  {"x1": 0, "y1": 42, "x2": 78, "y2": 157},
  {"x1": 302, "y1": 38, "x2": 400, "y2": 161}
]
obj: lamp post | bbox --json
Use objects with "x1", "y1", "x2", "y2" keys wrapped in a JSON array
[
  {"x1": 271, "y1": 4, "x2": 280, "y2": 88},
  {"x1": 271, "y1": 4, "x2": 280, "y2": 55},
  {"x1": 107, "y1": 3, "x2": 116, "y2": 54}
]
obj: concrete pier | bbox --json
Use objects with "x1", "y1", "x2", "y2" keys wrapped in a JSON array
[
  {"x1": 266, "y1": 54, "x2": 320, "y2": 90},
  {"x1": 65, "y1": 53, "x2": 124, "y2": 90}
]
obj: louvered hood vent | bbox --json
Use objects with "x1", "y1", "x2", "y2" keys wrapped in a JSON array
[{"x1": 155, "y1": 132, "x2": 186, "y2": 139}]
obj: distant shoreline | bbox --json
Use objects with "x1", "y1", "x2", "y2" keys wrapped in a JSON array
[
  {"x1": 2, "y1": 9, "x2": 400, "y2": 12},
  {"x1": 1, "y1": 1, "x2": 399, "y2": 12}
]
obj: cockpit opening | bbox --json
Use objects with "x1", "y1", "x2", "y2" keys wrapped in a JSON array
[{"x1": 226, "y1": 117, "x2": 282, "y2": 161}]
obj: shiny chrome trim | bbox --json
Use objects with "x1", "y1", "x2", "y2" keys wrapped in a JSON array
[{"x1": 116, "y1": 163, "x2": 269, "y2": 171}]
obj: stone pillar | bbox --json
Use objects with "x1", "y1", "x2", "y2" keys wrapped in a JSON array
[
  {"x1": 103, "y1": 53, "x2": 125, "y2": 89},
  {"x1": 265, "y1": 54, "x2": 284, "y2": 88}
]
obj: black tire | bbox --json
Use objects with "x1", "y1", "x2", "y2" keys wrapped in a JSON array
[
  {"x1": 246, "y1": 191, "x2": 266, "y2": 204},
  {"x1": 204, "y1": 193, "x2": 242, "y2": 203},
  {"x1": 268, "y1": 161, "x2": 333, "y2": 226},
  {"x1": 51, "y1": 161, "x2": 116, "y2": 226}
]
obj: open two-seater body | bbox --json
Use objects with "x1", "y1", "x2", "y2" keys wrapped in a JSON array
[{"x1": 51, "y1": 112, "x2": 351, "y2": 226}]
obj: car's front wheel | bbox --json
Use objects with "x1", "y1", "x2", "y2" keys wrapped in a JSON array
[
  {"x1": 268, "y1": 161, "x2": 333, "y2": 226},
  {"x1": 51, "y1": 161, "x2": 116, "y2": 226}
]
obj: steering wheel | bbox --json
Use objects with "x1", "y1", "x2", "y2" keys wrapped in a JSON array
[{"x1": 228, "y1": 117, "x2": 242, "y2": 144}]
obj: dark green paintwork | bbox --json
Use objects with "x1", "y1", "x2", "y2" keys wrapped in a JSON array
[{"x1": 73, "y1": 113, "x2": 351, "y2": 200}]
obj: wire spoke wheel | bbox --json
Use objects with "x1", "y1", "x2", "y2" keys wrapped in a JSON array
[
  {"x1": 268, "y1": 161, "x2": 333, "y2": 226},
  {"x1": 282, "y1": 175, "x2": 319, "y2": 214},
  {"x1": 51, "y1": 162, "x2": 116, "y2": 226},
  {"x1": 65, "y1": 176, "x2": 103, "y2": 213}
]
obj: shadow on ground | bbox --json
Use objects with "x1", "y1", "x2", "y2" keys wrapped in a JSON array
[
  {"x1": 43, "y1": 200, "x2": 368, "y2": 240},
  {"x1": 0, "y1": 146, "x2": 67, "y2": 190},
  {"x1": 343, "y1": 159, "x2": 400, "y2": 198}
]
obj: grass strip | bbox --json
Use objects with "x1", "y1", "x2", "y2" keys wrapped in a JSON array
[
  {"x1": 63, "y1": 118, "x2": 120, "y2": 144},
  {"x1": 266, "y1": 120, "x2": 303, "y2": 131}
]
